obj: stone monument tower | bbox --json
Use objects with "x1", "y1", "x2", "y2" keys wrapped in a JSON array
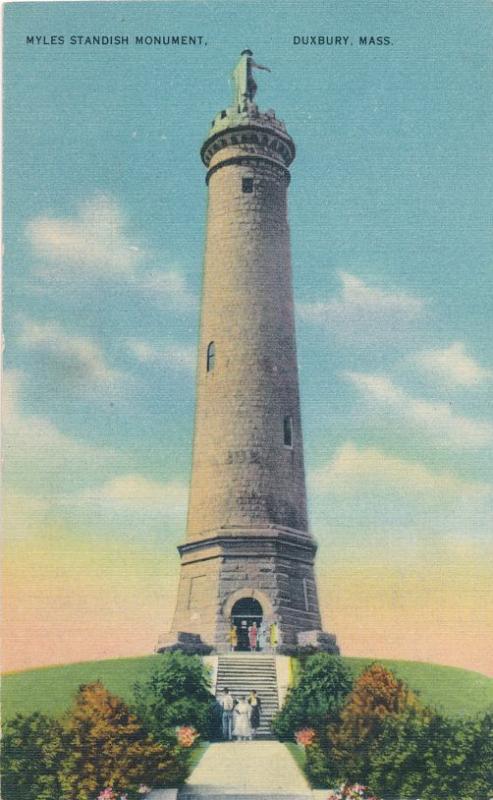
[{"x1": 159, "y1": 51, "x2": 338, "y2": 654}]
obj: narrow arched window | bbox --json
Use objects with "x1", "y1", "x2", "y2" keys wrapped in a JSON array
[
  {"x1": 206, "y1": 341, "x2": 216, "y2": 372},
  {"x1": 283, "y1": 415, "x2": 293, "y2": 448},
  {"x1": 242, "y1": 177, "x2": 254, "y2": 193}
]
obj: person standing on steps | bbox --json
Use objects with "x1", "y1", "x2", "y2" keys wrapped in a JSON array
[
  {"x1": 248, "y1": 620, "x2": 258, "y2": 652},
  {"x1": 258, "y1": 621, "x2": 267, "y2": 651},
  {"x1": 218, "y1": 687, "x2": 235, "y2": 740},
  {"x1": 248, "y1": 690, "x2": 262, "y2": 737},
  {"x1": 270, "y1": 621, "x2": 278, "y2": 653},
  {"x1": 233, "y1": 695, "x2": 253, "y2": 741},
  {"x1": 228, "y1": 623, "x2": 238, "y2": 652}
]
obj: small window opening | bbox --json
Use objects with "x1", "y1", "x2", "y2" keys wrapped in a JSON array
[
  {"x1": 242, "y1": 177, "x2": 254, "y2": 193},
  {"x1": 206, "y1": 341, "x2": 216, "y2": 372},
  {"x1": 220, "y1": 109, "x2": 227, "y2": 119},
  {"x1": 303, "y1": 578, "x2": 310, "y2": 611},
  {"x1": 283, "y1": 415, "x2": 293, "y2": 448}
]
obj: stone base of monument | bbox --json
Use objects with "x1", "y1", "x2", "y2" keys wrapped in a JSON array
[
  {"x1": 156, "y1": 629, "x2": 338, "y2": 656},
  {"x1": 156, "y1": 631, "x2": 214, "y2": 656},
  {"x1": 274, "y1": 630, "x2": 340, "y2": 656},
  {"x1": 296, "y1": 630, "x2": 340, "y2": 653}
]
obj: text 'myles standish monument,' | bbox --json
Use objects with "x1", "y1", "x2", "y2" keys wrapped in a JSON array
[{"x1": 158, "y1": 51, "x2": 338, "y2": 655}]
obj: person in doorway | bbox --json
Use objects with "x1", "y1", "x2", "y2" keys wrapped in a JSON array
[
  {"x1": 248, "y1": 690, "x2": 262, "y2": 737},
  {"x1": 218, "y1": 687, "x2": 235, "y2": 740},
  {"x1": 233, "y1": 695, "x2": 253, "y2": 741},
  {"x1": 270, "y1": 621, "x2": 278, "y2": 652},
  {"x1": 258, "y1": 622, "x2": 267, "y2": 651},
  {"x1": 248, "y1": 621, "x2": 258, "y2": 651},
  {"x1": 228, "y1": 623, "x2": 238, "y2": 652}
]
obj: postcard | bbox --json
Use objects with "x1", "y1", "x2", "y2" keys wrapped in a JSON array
[{"x1": 2, "y1": 3, "x2": 492, "y2": 799}]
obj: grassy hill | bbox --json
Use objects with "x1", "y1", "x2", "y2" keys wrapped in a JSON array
[{"x1": 2, "y1": 654, "x2": 492, "y2": 722}]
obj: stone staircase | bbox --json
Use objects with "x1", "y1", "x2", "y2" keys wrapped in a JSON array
[{"x1": 216, "y1": 654, "x2": 279, "y2": 738}]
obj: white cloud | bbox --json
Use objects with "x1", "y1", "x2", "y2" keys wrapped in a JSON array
[
  {"x1": 311, "y1": 442, "x2": 491, "y2": 500},
  {"x1": 345, "y1": 371, "x2": 493, "y2": 448},
  {"x1": 2, "y1": 370, "x2": 120, "y2": 490},
  {"x1": 127, "y1": 338, "x2": 196, "y2": 371},
  {"x1": 19, "y1": 320, "x2": 122, "y2": 387},
  {"x1": 26, "y1": 194, "x2": 198, "y2": 312},
  {"x1": 415, "y1": 342, "x2": 492, "y2": 387},
  {"x1": 309, "y1": 442, "x2": 493, "y2": 534},
  {"x1": 298, "y1": 272, "x2": 424, "y2": 343},
  {"x1": 2, "y1": 373, "x2": 186, "y2": 519},
  {"x1": 27, "y1": 193, "x2": 144, "y2": 278},
  {"x1": 66, "y1": 475, "x2": 188, "y2": 514},
  {"x1": 139, "y1": 270, "x2": 198, "y2": 312}
]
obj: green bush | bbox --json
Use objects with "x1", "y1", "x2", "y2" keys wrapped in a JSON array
[
  {"x1": 133, "y1": 651, "x2": 220, "y2": 743},
  {"x1": 273, "y1": 654, "x2": 353, "y2": 740},
  {"x1": 1, "y1": 712, "x2": 67, "y2": 800},
  {"x1": 466, "y1": 710, "x2": 493, "y2": 799},
  {"x1": 329, "y1": 662, "x2": 423, "y2": 782},
  {"x1": 367, "y1": 708, "x2": 493, "y2": 800},
  {"x1": 0, "y1": 683, "x2": 191, "y2": 800},
  {"x1": 304, "y1": 741, "x2": 332, "y2": 787},
  {"x1": 60, "y1": 682, "x2": 188, "y2": 800}
]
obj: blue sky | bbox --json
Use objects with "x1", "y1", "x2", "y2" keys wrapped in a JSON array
[{"x1": 3, "y1": 0, "x2": 493, "y2": 673}]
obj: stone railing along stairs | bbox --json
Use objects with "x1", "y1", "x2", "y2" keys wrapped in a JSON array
[{"x1": 215, "y1": 654, "x2": 279, "y2": 738}]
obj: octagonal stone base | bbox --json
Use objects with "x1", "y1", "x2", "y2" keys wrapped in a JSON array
[{"x1": 157, "y1": 526, "x2": 339, "y2": 655}]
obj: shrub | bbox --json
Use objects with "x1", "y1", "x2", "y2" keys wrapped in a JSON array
[
  {"x1": 305, "y1": 740, "x2": 332, "y2": 787},
  {"x1": 277, "y1": 644, "x2": 319, "y2": 657},
  {"x1": 1, "y1": 712, "x2": 67, "y2": 800},
  {"x1": 276, "y1": 659, "x2": 492, "y2": 799},
  {"x1": 60, "y1": 681, "x2": 188, "y2": 800},
  {"x1": 367, "y1": 708, "x2": 493, "y2": 800},
  {"x1": 156, "y1": 641, "x2": 213, "y2": 656},
  {"x1": 273, "y1": 654, "x2": 353, "y2": 740},
  {"x1": 327, "y1": 785, "x2": 381, "y2": 800},
  {"x1": 133, "y1": 651, "x2": 220, "y2": 743},
  {"x1": 329, "y1": 662, "x2": 422, "y2": 782},
  {"x1": 466, "y1": 710, "x2": 493, "y2": 798}
]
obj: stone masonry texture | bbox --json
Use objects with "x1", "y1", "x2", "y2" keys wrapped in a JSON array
[{"x1": 161, "y1": 76, "x2": 338, "y2": 655}]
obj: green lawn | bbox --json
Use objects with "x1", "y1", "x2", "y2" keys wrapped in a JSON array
[
  {"x1": 187, "y1": 741, "x2": 209, "y2": 772},
  {"x1": 285, "y1": 741, "x2": 307, "y2": 777},
  {"x1": 285, "y1": 742, "x2": 326, "y2": 789},
  {"x1": 2, "y1": 653, "x2": 492, "y2": 722},
  {"x1": 1, "y1": 655, "x2": 164, "y2": 721}
]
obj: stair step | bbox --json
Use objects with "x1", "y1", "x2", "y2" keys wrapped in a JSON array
[
  {"x1": 216, "y1": 655, "x2": 280, "y2": 736},
  {"x1": 217, "y1": 668, "x2": 276, "y2": 672},
  {"x1": 218, "y1": 669, "x2": 276, "y2": 678},
  {"x1": 181, "y1": 791, "x2": 309, "y2": 799},
  {"x1": 217, "y1": 666, "x2": 277, "y2": 670}
]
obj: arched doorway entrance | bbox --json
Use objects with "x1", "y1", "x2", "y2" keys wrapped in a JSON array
[{"x1": 231, "y1": 597, "x2": 262, "y2": 651}]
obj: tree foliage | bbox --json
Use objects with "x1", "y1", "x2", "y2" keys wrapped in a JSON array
[
  {"x1": 367, "y1": 708, "x2": 493, "y2": 799},
  {"x1": 304, "y1": 739, "x2": 332, "y2": 787},
  {"x1": 133, "y1": 651, "x2": 220, "y2": 743},
  {"x1": 273, "y1": 654, "x2": 353, "y2": 740},
  {"x1": 1, "y1": 712, "x2": 67, "y2": 800},
  {"x1": 60, "y1": 681, "x2": 188, "y2": 800},
  {"x1": 329, "y1": 662, "x2": 423, "y2": 781}
]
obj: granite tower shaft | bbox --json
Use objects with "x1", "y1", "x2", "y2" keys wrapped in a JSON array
[{"x1": 160, "y1": 51, "x2": 338, "y2": 654}]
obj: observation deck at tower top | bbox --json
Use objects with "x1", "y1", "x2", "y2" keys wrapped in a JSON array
[{"x1": 200, "y1": 49, "x2": 296, "y2": 169}]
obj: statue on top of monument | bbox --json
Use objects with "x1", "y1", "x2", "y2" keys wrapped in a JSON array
[{"x1": 231, "y1": 49, "x2": 271, "y2": 110}]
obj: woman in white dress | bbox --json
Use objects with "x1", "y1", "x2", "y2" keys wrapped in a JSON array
[{"x1": 233, "y1": 695, "x2": 252, "y2": 740}]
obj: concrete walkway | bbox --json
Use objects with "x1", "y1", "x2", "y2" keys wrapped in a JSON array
[{"x1": 178, "y1": 741, "x2": 312, "y2": 798}]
